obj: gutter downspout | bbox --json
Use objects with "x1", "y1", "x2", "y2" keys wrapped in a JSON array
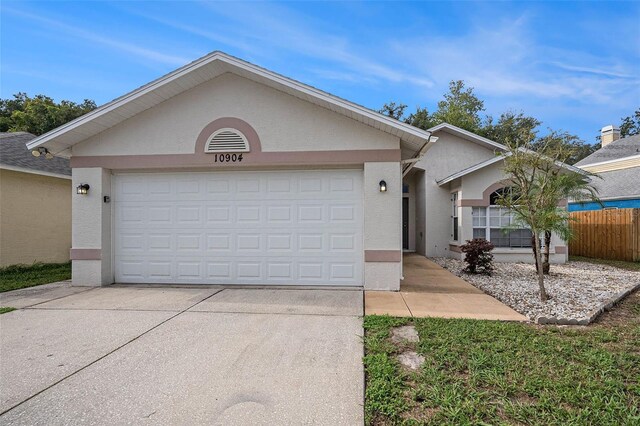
[{"x1": 402, "y1": 134, "x2": 436, "y2": 177}]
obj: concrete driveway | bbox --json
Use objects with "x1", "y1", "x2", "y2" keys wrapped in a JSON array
[{"x1": 0, "y1": 284, "x2": 364, "y2": 425}]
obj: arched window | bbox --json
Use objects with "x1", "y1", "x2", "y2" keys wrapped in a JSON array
[
  {"x1": 472, "y1": 188, "x2": 532, "y2": 248},
  {"x1": 204, "y1": 128, "x2": 250, "y2": 153}
]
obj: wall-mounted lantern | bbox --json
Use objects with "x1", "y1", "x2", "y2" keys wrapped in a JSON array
[
  {"x1": 379, "y1": 180, "x2": 387, "y2": 193},
  {"x1": 76, "y1": 184, "x2": 90, "y2": 195}
]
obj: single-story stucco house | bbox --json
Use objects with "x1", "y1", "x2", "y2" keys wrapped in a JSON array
[
  {"x1": 26, "y1": 52, "x2": 569, "y2": 291},
  {"x1": 0, "y1": 132, "x2": 72, "y2": 267},
  {"x1": 569, "y1": 126, "x2": 640, "y2": 211}
]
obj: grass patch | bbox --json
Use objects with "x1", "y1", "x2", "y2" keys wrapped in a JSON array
[
  {"x1": 0, "y1": 262, "x2": 71, "y2": 293},
  {"x1": 0, "y1": 307, "x2": 16, "y2": 314},
  {"x1": 570, "y1": 255, "x2": 640, "y2": 272},
  {"x1": 364, "y1": 291, "x2": 640, "y2": 425}
]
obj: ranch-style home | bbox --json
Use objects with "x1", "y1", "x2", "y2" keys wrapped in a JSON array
[{"x1": 26, "y1": 52, "x2": 568, "y2": 291}]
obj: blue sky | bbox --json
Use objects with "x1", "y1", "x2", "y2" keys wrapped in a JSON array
[{"x1": 2, "y1": 1, "x2": 639, "y2": 143}]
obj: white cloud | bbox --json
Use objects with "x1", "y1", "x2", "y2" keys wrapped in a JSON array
[
  {"x1": 4, "y1": 7, "x2": 190, "y2": 66},
  {"x1": 198, "y1": 2, "x2": 435, "y2": 88}
]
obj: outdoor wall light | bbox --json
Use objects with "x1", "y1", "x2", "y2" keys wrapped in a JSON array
[
  {"x1": 379, "y1": 180, "x2": 387, "y2": 193},
  {"x1": 31, "y1": 147, "x2": 54, "y2": 159},
  {"x1": 76, "y1": 184, "x2": 90, "y2": 195}
]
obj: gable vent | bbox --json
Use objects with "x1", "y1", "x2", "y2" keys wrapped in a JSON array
[{"x1": 205, "y1": 128, "x2": 250, "y2": 153}]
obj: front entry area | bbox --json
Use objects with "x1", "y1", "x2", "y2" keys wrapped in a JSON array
[{"x1": 113, "y1": 170, "x2": 363, "y2": 286}]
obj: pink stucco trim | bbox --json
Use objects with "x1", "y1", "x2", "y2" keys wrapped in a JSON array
[
  {"x1": 449, "y1": 244, "x2": 461, "y2": 253},
  {"x1": 70, "y1": 149, "x2": 401, "y2": 169},
  {"x1": 364, "y1": 250, "x2": 402, "y2": 262},
  {"x1": 194, "y1": 117, "x2": 262, "y2": 154},
  {"x1": 459, "y1": 181, "x2": 510, "y2": 207},
  {"x1": 70, "y1": 248, "x2": 102, "y2": 260},
  {"x1": 554, "y1": 245, "x2": 567, "y2": 254}
]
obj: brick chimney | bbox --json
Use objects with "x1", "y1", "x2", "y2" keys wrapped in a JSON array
[{"x1": 601, "y1": 125, "x2": 621, "y2": 146}]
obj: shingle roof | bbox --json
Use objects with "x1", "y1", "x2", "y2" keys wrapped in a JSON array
[
  {"x1": 0, "y1": 132, "x2": 71, "y2": 176},
  {"x1": 585, "y1": 167, "x2": 640, "y2": 200},
  {"x1": 575, "y1": 134, "x2": 640, "y2": 166}
]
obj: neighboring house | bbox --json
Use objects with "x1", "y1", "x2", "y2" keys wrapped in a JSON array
[
  {"x1": 0, "y1": 132, "x2": 72, "y2": 267},
  {"x1": 403, "y1": 123, "x2": 574, "y2": 264},
  {"x1": 26, "y1": 52, "x2": 570, "y2": 290},
  {"x1": 569, "y1": 126, "x2": 640, "y2": 211}
]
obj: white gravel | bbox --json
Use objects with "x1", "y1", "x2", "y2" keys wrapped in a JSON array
[{"x1": 431, "y1": 257, "x2": 640, "y2": 323}]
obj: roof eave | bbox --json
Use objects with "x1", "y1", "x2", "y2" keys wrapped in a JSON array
[{"x1": 27, "y1": 51, "x2": 432, "y2": 153}]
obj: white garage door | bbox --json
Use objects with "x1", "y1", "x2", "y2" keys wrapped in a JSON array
[{"x1": 113, "y1": 170, "x2": 363, "y2": 286}]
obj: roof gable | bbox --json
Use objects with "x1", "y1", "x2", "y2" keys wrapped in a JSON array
[
  {"x1": 27, "y1": 51, "x2": 431, "y2": 157},
  {"x1": 427, "y1": 123, "x2": 507, "y2": 151}
]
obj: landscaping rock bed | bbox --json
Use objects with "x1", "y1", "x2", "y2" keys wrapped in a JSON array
[{"x1": 431, "y1": 257, "x2": 640, "y2": 324}]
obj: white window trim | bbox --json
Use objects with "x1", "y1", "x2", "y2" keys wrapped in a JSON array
[
  {"x1": 451, "y1": 192, "x2": 459, "y2": 241},
  {"x1": 472, "y1": 205, "x2": 532, "y2": 248}
]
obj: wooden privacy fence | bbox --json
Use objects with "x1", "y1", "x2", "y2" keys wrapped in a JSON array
[{"x1": 569, "y1": 209, "x2": 640, "y2": 262}]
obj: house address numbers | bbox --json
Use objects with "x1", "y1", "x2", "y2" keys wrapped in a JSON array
[{"x1": 213, "y1": 153, "x2": 243, "y2": 163}]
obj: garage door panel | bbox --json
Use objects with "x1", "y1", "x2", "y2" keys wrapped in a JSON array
[{"x1": 114, "y1": 171, "x2": 363, "y2": 285}]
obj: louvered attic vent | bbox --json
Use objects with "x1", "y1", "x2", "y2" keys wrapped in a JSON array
[{"x1": 205, "y1": 128, "x2": 250, "y2": 153}]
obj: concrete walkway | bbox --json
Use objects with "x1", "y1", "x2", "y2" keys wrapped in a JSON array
[
  {"x1": 0, "y1": 283, "x2": 364, "y2": 425},
  {"x1": 365, "y1": 254, "x2": 527, "y2": 321}
]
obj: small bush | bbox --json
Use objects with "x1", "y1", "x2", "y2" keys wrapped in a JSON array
[{"x1": 460, "y1": 238, "x2": 494, "y2": 275}]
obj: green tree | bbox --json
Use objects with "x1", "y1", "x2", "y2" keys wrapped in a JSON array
[
  {"x1": 480, "y1": 111, "x2": 541, "y2": 148},
  {"x1": 497, "y1": 132, "x2": 600, "y2": 301},
  {"x1": 405, "y1": 106, "x2": 435, "y2": 130},
  {"x1": 378, "y1": 102, "x2": 407, "y2": 121},
  {"x1": 0, "y1": 93, "x2": 96, "y2": 136},
  {"x1": 431, "y1": 80, "x2": 485, "y2": 133},
  {"x1": 619, "y1": 108, "x2": 640, "y2": 137},
  {"x1": 531, "y1": 130, "x2": 597, "y2": 165}
]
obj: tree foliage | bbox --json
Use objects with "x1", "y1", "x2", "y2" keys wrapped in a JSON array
[
  {"x1": 480, "y1": 111, "x2": 540, "y2": 148},
  {"x1": 431, "y1": 80, "x2": 485, "y2": 133},
  {"x1": 619, "y1": 108, "x2": 640, "y2": 137},
  {"x1": 377, "y1": 101, "x2": 407, "y2": 121},
  {"x1": 496, "y1": 133, "x2": 600, "y2": 301},
  {"x1": 378, "y1": 82, "x2": 603, "y2": 164},
  {"x1": 0, "y1": 93, "x2": 96, "y2": 136}
]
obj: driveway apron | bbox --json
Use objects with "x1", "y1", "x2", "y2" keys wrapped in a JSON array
[{"x1": 0, "y1": 286, "x2": 364, "y2": 425}]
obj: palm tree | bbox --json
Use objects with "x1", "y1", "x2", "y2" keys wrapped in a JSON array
[{"x1": 497, "y1": 133, "x2": 600, "y2": 301}]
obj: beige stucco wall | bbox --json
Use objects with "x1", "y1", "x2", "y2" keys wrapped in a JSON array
[
  {"x1": 364, "y1": 162, "x2": 402, "y2": 290},
  {"x1": 457, "y1": 163, "x2": 567, "y2": 263},
  {"x1": 72, "y1": 72, "x2": 400, "y2": 156},
  {"x1": 0, "y1": 169, "x2": 71, "y2": 266},
  {"x1": 411, "y1": 130, "x2": 567, "y2": 264},
  {"x1": 72, "y1": 168, "x2": 112, "y2": 285},
  {"x1": 413, "y1": 130, "x2": 497, "y2": 257},
  {"x1": 70, "y1": 73, "x2": 404, "y2": 289}
]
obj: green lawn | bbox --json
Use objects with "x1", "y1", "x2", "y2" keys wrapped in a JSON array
[
  {"x1": 364, "y1": 291, "x2": 640, "y2": 425},
  {"x1": 0, "y1": 307, "x2": 16, "y2": 314},
  {"x1": 570, "y1": 255, "x2": 640, "y2": 272},
  {"x1": 0, "y1": 262, "x2": 71, "y2": 293}
]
